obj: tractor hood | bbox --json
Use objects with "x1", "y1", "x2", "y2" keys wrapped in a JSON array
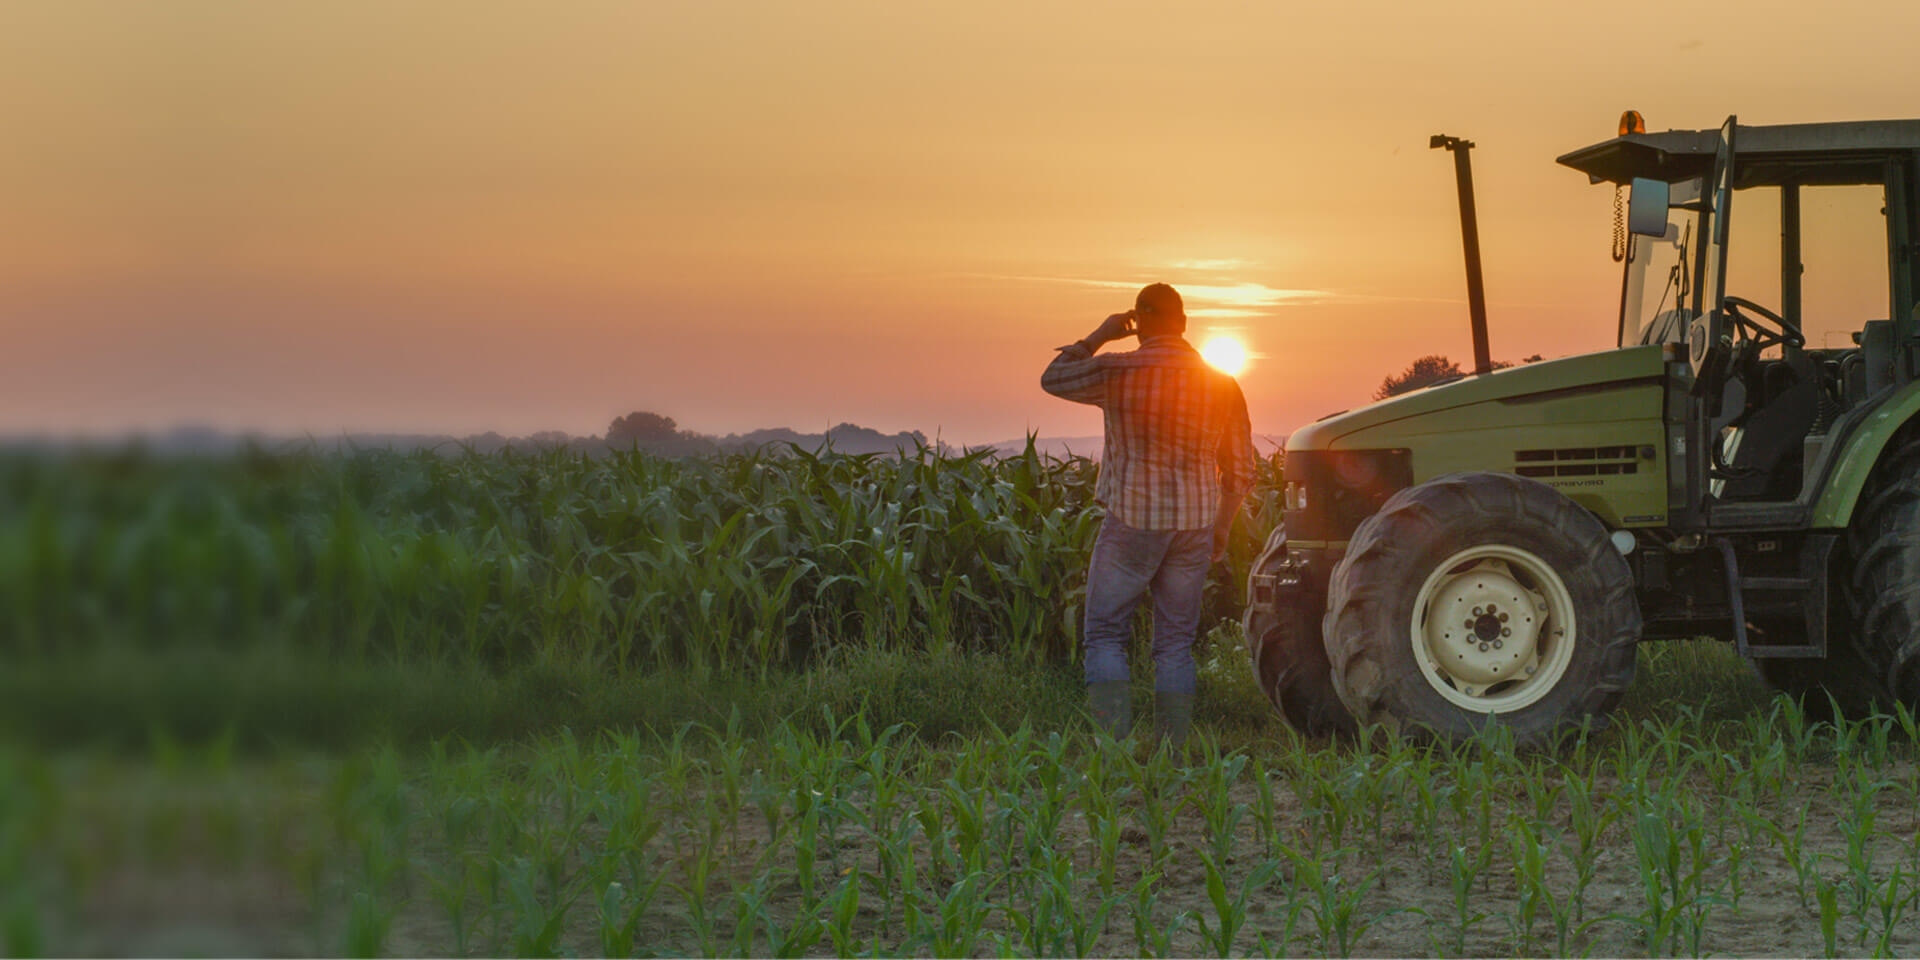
[{"x1": 1289, "y1": 345, "x2": 1670, "y2": 453}]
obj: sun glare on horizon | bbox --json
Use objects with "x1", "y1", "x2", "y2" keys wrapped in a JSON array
[{"x1": 1200, "y1": 334, "x2": 1250, "y2": 376}]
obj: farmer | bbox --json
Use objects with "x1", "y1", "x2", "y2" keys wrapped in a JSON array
[{"x1": 1040, "y1": 282, "x2": 1256, "y2": 748}]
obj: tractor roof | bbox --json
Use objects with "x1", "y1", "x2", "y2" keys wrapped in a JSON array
[{"x1": 1557, "y1": 119, "x2": 1920, "y2": 187}]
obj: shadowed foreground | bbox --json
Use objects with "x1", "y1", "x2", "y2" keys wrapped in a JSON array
[{"x1": 15, "y1": 640, "x2": 1920, "y2": 958}]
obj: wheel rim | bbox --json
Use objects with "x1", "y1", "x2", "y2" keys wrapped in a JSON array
[{"x1": 1408, "y1": 544, "x2": 1576, "y2": 713}]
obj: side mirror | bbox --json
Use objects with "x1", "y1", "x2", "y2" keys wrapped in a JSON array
[{"x1": 1627, "y1": 177, "x2": 1671, "y2": 237}]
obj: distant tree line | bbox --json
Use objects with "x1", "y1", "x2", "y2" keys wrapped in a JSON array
[{"x1": 590, "y1": 412, "x2": 933, "y2": 456}]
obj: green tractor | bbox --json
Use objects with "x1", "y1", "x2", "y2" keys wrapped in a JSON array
[{"x1": 1245, "y1": 115, "x2": 1920, "y2": 745}]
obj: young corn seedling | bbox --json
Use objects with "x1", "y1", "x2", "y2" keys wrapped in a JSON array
[
  {"x1": 597, "y1": 881, "x2": 643, "y2": 959},
  {"x1": 1753, "y1": 802, "x2": 1818, "y2": 909},
  {"x1": 428, "y1": 853, "x2": 479, "y2": 957},
  {"x1": 1868, "y1": 864, "x2": 1915, "y2": 958},
  {"x1": 1063, "y1": 885, "x2": 1122, "y2": 959},
  {"x1": 506, "y1": 856, "x2": 574, "y2": 959},
  {"x1": 1560, "y1": 771, "x2": 1617, "y2": 922},
  {"x1": 1199, "y1": 772, "x2": 1250, "y2": 869},
  {"x1": 1625, "y1": 800, "x2": 1719, "y2": 958},
  {"x1": 1839, "y1": 765, "x2": 1888, "y2": 939},
  {"x1": 671, "y1": 841, "x2": 720, "y2": 957},
  {"x1": 342, "y1": 889, "x2": 394, "y2": 959},
  {"x1": 1250, "y1": 759, "x2": 1279, "y2": 856},
  {"x1": 789, "y1": 801, "x2": 823, "y2": 907},
  {"x1": 748, "y1": 873, "x2": 828, "y2": 959},
  {"x1": 925, "y1": 871, "x2": 993, "y2": 958},
  {"x1": 1083, "y1": 785, "x2": 1124, "y2": 895},
  {"x1": 943, "y1": 778, "x2": 990, "y2": 876},
  {"x1": 872, "y1": 814, "x2": 922, "y2": 942},
  {"x1": 1128, "y1": 749, "x2": 1191, "y2": 870},
  {"x1": 1522, "y1": 766, "x2": 1565, "y2": 825},
  {"x1": 1817, "y1": 874, "x2": 1842, "y2": 959},
  {"x1": 825, "y1": 873, "x2": 862, "y2": 958},
  {"x1": 1724, "y1": 833, "x2": 1748, "y2": 909},
  {"x1": 913, "y1": 799, "x2": 952, "y2": 888},
  {"x1": 1194, "y1": 851, "x2": 1279, "y2": 958},
  {"x1": 1444, "y1": 842, "x2": 1492, "y2": 954},
  {"x1": 1892, "y1": 703, "x2": 1920, "y2": 835},
  {"x1": 1505, "y1": 815, "x2": 1549, "y2": 956},
  {"x1": 1009, "y1": 860, "x2": 1071, "y2": 958},
  {"x1": 728, "y1": 872, "x2": 769, "y2": 957},
  {"x1": 1129, "y1": 870, "x2": 1182, "y2": 958},
  {"x1": 1292, "y1": 848, "x2": 1382, "y2": 958}
]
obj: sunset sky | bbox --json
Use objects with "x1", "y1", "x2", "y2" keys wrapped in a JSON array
[{"x1": 5, "y1": 1, "x2": 1916, "y2": 446}]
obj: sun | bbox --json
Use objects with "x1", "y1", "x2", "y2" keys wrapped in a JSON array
[{"x1": 1200, "y1": 335, "x2": 1250, "y2": 376}]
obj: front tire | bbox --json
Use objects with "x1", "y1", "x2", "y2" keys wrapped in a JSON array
[
  {"x1": 1243, "y1": 527, "x2": 1355, "y2": 737},
  {"x1": 1323, "y1": 473, "x2": 1640, "y2": 747}
]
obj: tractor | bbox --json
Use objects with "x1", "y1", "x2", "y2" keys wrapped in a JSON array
[{"x1": 1244, "y1": 114, "x2": 1920, "y2": 745}]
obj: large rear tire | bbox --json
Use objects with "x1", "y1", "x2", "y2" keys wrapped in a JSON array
[
  {"x1": 1323, "y1": 472, "x2": 1640, "y2": 747},
  {"x1": 1243, "y1": 527, "x2": 1355, "y2": 737},
  {"x1": 1846, "y1": 436, "x2": 1920, "y2": 708}
]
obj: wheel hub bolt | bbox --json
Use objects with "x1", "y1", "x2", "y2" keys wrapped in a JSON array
[
  {"x1": 1478, "y1": 642, "x2": 1490, "y2": 652},
  {"x1": 1498, "y1": 612, "x2": 1509, "y2": 622},
  {"x1": 1472, "y1": 606, "x2": 1483, "y2": 616},
  {"x1": 1493, "y1": 639, "x2": 1504, "y2": 649}
]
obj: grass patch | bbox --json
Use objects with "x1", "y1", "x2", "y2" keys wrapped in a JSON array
[
  {"x1": 0, "y1": 627, "x2": 1800, "y2": 759},
  {"x1": 1617, "y1": 638, "x2": 1776, "y2": 729},
  {"x1": 2, "y1": 643, "x2": 1084, "y2": 753}
]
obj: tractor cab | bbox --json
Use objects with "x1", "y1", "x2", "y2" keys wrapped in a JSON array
[{"x1": 1557, "y1": 117, "x2": 1920, "y2": 526}]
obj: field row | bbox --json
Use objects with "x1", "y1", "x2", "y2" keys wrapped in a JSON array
[{"x1": 17, "y1": 692, "x2": 1920, "y2": 957}]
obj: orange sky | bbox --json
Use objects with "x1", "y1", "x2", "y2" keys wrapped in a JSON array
[{"x1": 4, "y1": 1, "x2": 1916, "y2": 445}]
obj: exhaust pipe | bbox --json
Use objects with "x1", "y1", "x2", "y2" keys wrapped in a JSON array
[{"x1": 1430, "y1": 135, "x2": 1493, "y2": 376}]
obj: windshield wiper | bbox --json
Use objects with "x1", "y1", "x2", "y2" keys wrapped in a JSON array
[{"x1": 1644, "y1": 221, "x2": 1692, "y2": 342}]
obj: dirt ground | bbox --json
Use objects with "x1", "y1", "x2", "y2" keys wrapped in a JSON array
[{"x1": 40, "y1": 747, "x2": 1920, "y2": 958}]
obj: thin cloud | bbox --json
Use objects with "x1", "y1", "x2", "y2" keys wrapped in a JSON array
[
  {"x1": 1186, "y1": 308, "x2": 1268, "y2": 319},
  {"x1": 972, "y1": 274, "x2": 1336, "y2": 315},
  {"x1": 1178, "y1": 282, "x2": 1329, "y2": 310},
  {"x1": 1165, "y1": 258, "x2": 1253, "y2": 271},
  {"x1": 968, "y1": 274, "x2": 1565, "y2": 313}
]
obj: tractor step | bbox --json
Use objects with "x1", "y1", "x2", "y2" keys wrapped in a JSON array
[
  {"x1": 1716, "y1": 536, "x2": 1836, "y2": 660},
  {"x1": 1249, "y1": 573, "x2": 1277, "y2": 607},
  {"x1": 1740, "y1": 576, "x2": 1812, "y2": 591}
]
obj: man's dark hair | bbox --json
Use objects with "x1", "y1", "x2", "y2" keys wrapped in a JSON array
[{"x1": 1135, "y1": 283, "x2": 1186, "y2": 335}]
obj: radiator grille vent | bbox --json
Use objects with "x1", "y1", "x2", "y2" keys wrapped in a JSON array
[{"x1": 1514, "y1": 446, "x2": 1639, "y2": 478}]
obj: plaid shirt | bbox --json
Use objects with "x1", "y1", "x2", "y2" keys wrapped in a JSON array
[{"x1": 1041, "y1": 334, "x2": 1256, "y2": 530}]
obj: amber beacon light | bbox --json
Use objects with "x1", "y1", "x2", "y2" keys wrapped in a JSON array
[{"x1": 1618, "y1": 110, "x2": 1646, "y2": 136}]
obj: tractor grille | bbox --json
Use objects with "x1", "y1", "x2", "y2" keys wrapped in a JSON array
[
  {"x1": 1513, "y1": 446, "x2": 1640, "y2": 479},
  {"x1": 1283, "y1": 449, "x2": 1412, "y2": 541}
]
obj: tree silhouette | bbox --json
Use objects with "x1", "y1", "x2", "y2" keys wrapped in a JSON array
[
  {"x1": 607, "y1": 411, "x2": 681, "y2": 444},
  {"x1": 1375, "y1": 355, "x2": 1463, "y2": 399},
  {"x1": 1374, "y1": 354, "x2": 1547, "y2": 400}
]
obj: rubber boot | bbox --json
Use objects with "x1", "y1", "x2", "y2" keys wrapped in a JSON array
[
  {"x1": 1153, "y1": 692, "x2": 1194, "y2": 753},
  {"x1": 1087, "y1": 681, "x2": 1133, "y2": 741}
]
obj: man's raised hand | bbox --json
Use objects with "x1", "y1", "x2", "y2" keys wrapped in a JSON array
[{"x1": 1090, "y1": 311, "x2": 1136, "y2": 346}]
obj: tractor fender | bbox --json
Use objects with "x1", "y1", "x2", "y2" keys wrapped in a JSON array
[{"x1": 1812, "y1": 380, "x2": 1920, "y2": 527}]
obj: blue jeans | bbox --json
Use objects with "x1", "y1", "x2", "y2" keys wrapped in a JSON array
[{"x1": 1082, "y1": 517, "x2": 1212, "y2": 695}]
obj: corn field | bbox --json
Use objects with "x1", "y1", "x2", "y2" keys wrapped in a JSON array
[
  {"x1": 16, "y1": 445, "x2": 1920, "y2": 957},
  {"x1": 0, "y1": 444, "x2": 1281, "y2": 670}
]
